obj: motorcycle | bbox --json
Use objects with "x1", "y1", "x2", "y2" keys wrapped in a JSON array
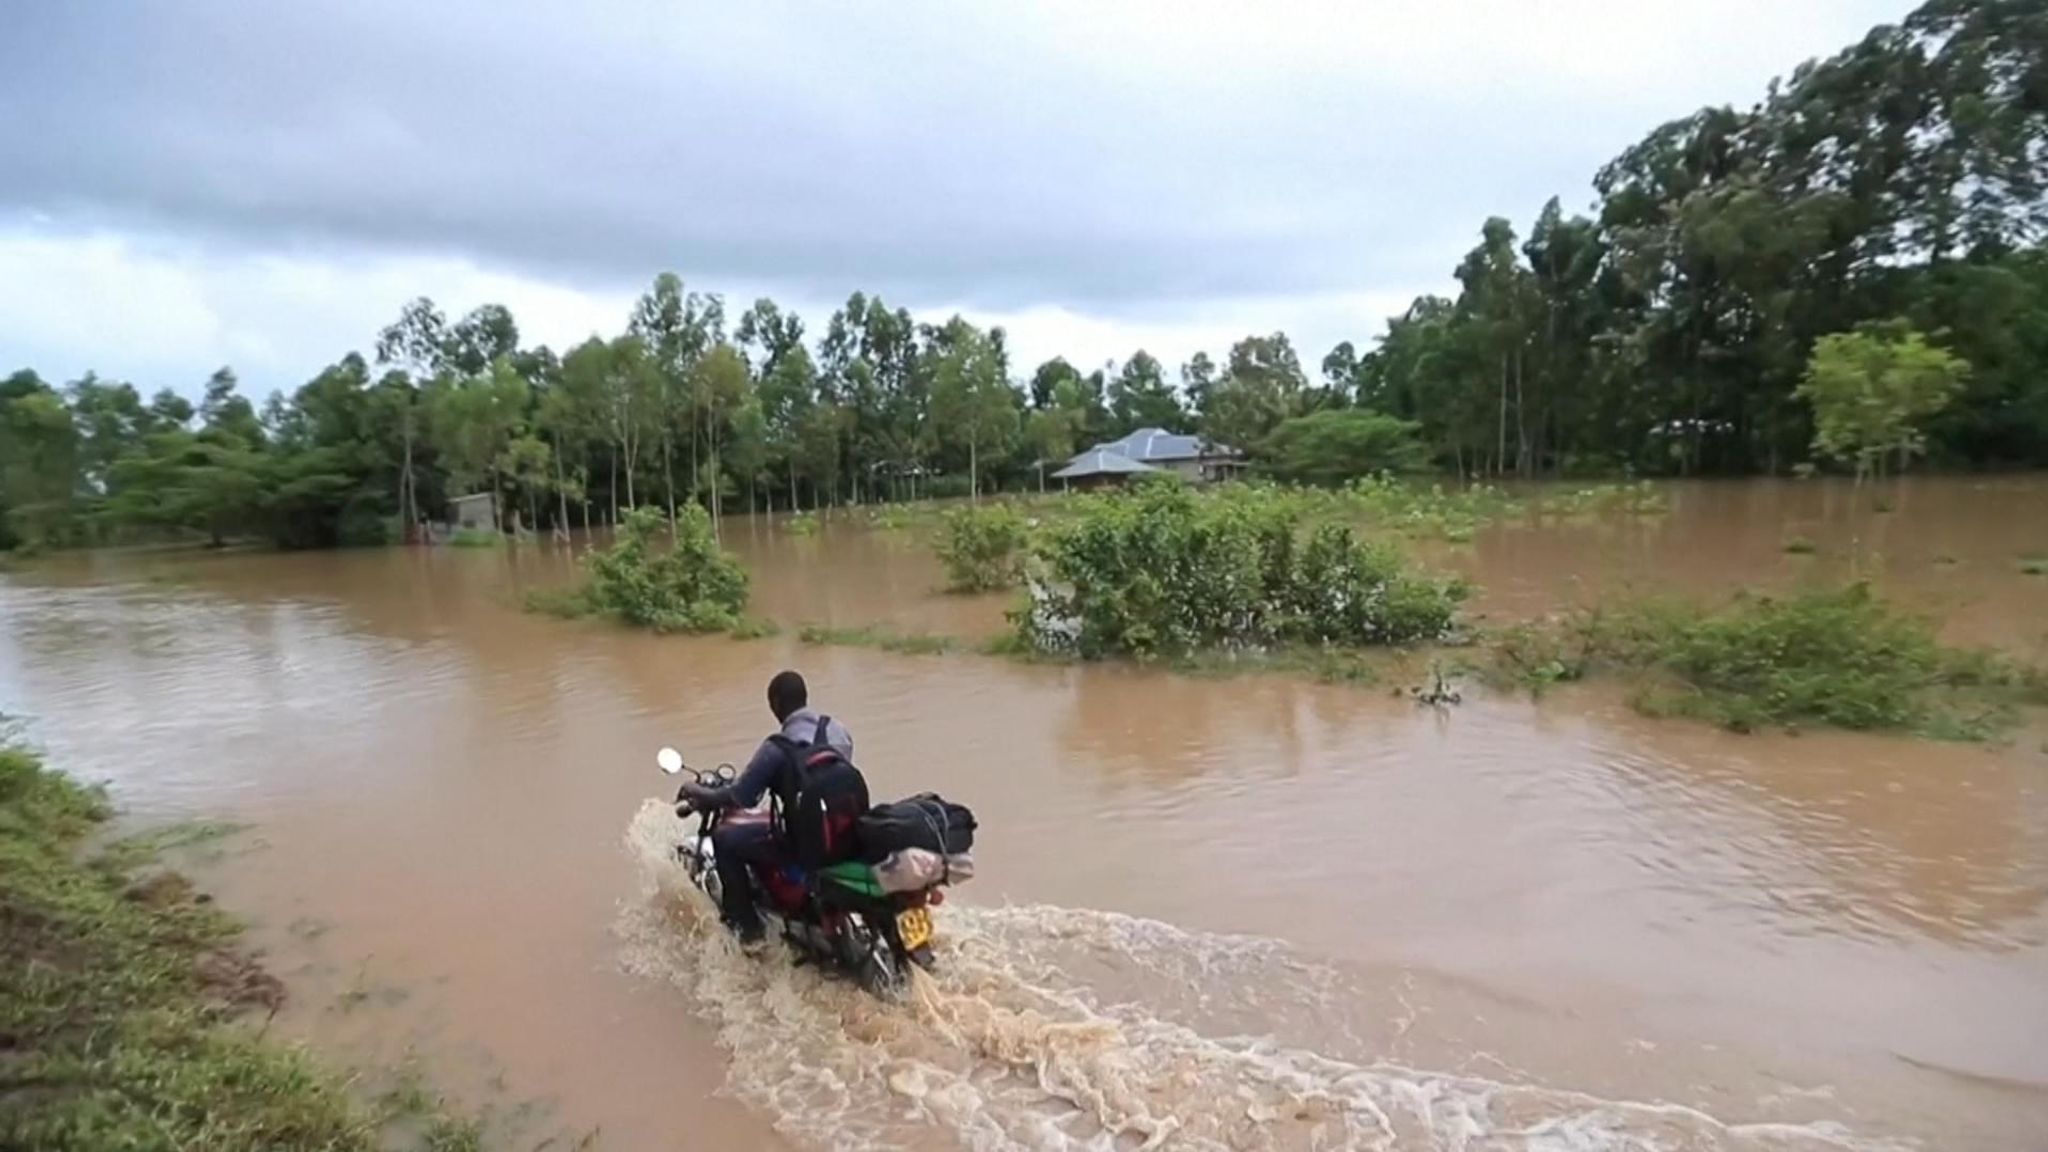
[{"x1": 656, "y1": 746, "x2": 945, "y2": 999}]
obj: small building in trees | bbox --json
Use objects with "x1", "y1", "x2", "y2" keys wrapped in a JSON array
[
  {"x1": 1050, "y1": 446, "x2": 1160, "y2": 490},
  {"x1": 449, "y1": 492, "x2": 498, "y2": 532},
  {"x1": 1051, "y1": 428, "x2": 1244, "y2": 488}
]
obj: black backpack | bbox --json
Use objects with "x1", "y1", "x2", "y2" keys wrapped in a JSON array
[{"x1": 770, "y1": 716, "x2": 869, "y2": 869}]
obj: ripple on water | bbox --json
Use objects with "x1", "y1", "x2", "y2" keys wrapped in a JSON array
[
  {"x1": 616, "y1": 801, "x2": 1901, "y2": 1152},
  {"x1": 1, "y1": 582, "x2": 466, "y2": 813}
]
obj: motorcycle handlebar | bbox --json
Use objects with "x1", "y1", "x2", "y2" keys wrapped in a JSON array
[{"x1": 670, "y1": 762, "x2": 738, "y2": 807}]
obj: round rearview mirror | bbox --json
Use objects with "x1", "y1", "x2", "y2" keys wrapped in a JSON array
[{"x1": 656, "y1": 747, "x2": 684, "y2": 775}]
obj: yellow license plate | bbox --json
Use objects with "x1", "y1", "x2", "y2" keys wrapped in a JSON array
[{"x1": 896, "y1": 906, "x2": 933, "y2": 951}]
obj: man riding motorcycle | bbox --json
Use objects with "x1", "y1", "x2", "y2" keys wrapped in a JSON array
[{"x1": 674, "y1": 670, "x2": 854, "y2": 943}]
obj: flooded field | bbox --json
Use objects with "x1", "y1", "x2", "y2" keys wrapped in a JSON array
[{"x1": 3, "y1": 477, "x2": 2046, "y2": 1151}]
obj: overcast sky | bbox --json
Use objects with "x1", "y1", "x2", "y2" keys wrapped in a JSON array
[{"x1": 1, "y1": 0, "x2": 1907, "y2": 399}]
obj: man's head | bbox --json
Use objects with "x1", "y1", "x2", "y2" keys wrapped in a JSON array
[{"x1": 767, "y1": 670, "x2": 808, "y2": 723}]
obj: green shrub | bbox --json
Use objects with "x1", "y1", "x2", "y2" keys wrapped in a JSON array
[
  {"x1": 2021, "y1": 557, "x2": 2046, "y2": 576},
  {"x1": 335, "y1": 499, "x2": 400, "y2": 547},
  {"x1": 1015, "y1": 483, "x2": 1465, "y2": 659},
  {"x1": 1256, "y1": 409, "x2": 1431, "y2": 485},
  {"x1": 784, "y1": 510, "x2": 821, "y2": 536},
  {"x1": 934, "y1": 503, "x2": 1031, "y2": 592},
  {"x1": 924, "y1": 473, "x2": 974, "y2": 501},
  {"x1": 866, "y1": 504, "x2": 915, "y2": 531},
  {"x1": 447, "y1": 526, "x2": 501, "y2": 548},
  {"x1": 580, "y1": 506, "x2": 749, "y2": 633},
  {"x1": 1783, "y1": 536, "x2": 1818, "y2": 554},
  {"x1": 1649, "y1": 584, "x2": 1943, "y2": 732},
  {"x1": 1485, "y1": 584, "x2": 2046, "y2": 739}
]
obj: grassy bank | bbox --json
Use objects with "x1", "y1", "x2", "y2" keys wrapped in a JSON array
[{"x1": 0, "y1": 740, "x2": 481, "y2": 1151}]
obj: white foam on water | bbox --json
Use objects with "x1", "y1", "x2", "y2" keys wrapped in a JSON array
[{"x1": 619, "y1": 800, "x2": 1908, "y2": 1152}]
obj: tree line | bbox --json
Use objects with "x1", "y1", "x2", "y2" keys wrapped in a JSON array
[
  {"x1": 1352, "y1": 0, "x2": 2048, "y2": 478},
  {"x1": 2, "y1": 0, "x2": 2043, "y2": 551}
]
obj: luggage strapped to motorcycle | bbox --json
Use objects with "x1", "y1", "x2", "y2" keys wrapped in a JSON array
[{"x1": 857, "y1": 793, "x2": 975, "y2": 862}]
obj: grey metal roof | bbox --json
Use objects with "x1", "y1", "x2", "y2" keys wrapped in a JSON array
[
  {"x1": 1051, "y1": 448, "x2": 1161, "y2": 480},
  {"x1": 1098, "y1": 427, "x2": 1205, "y2": 462}
]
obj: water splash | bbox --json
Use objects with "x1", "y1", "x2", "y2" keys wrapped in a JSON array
[{"x1": 619, "y1": 800, "x2": 1902, "y2": 1152}]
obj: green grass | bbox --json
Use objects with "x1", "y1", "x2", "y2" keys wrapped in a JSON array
[
  {"x1": 2020, "y1": 557, "x2": 2046, "y2": 576},
  {"x1": 1782, "y1": 536, "x2": 1818, "y2": 554},
  {"x1": 1167, "y1": 645, "x2": 1392, "y2": 686},
  {"x1": 522, "y1": 583, "x2": 594, "y2": 619},
  {"x1": 0, "y1": 740, "x2": 483, "y2": 1151},
  {"x1": 1532, "y1": 481, "x2": 1668, "y2": 520},
  {"x1": 796, "y1": 624, "x2": 964, "y2": 655},
  {"x1": 933, "y1": 504, "x2": 1032, "y2": 593},
  {"x1": 798, "y1": 621, "x2": 1413, "y2": 689},
  {"x1": 446, "y1": 527, "x2": 502, "y2": 548},
  {"x1": 527, "y1": 583, "x2": 778, "y2": 642},
  {"x1": 1480, "y1": 584, "x2": 2048, "y2": 739},
  {"x1": 727, "y1": 615, "x2": 782, "y2": 640}
]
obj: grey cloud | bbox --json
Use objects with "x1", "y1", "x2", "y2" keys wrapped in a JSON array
[
  {"x1": 0, "y1": 0, "x2": 1589, "y2": 315},
  {"x1": 0, "y1": 1, "x2": 1898, "y2": 321}
]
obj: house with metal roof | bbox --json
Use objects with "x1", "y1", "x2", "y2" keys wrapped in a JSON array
[
  {"x1": 1049, "y1": 447, "x2": 1160, "y2": 488},
  {"x1": 1049, "y1": 427, "x2": 1244, "y2": 488}
]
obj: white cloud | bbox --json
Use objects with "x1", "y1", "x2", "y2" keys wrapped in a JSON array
[
  {"x1": 0, "y1": 227, "x2": 636, "y2": 394},
  {"x1": 0, "y1": 223, "x2": 1408, "y2": 394},
  {"x1": 958, "y1": 292, "x2": 1417, "y2": 383}
]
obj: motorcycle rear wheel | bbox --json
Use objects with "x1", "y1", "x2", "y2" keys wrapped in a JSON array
[
  {"x1": 858, "y1": 944, "x2": 907, "y2": 1001},
  {"x1": 838, "y1": 915, "x2": 907, "y2": 1001}
]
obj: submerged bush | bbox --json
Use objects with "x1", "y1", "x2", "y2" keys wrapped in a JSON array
[
  {"x1": 1650, "y1": 584, "x2": 1946, "y2": 731},
  {"x1": 539, "y1": 505, "x2": 750, "y2": 633},
  {"x1": 934, "y1": 503, "x2": 1032, "y2": 592},
  {"x1": 1327, "y1": 475, "x2": 1511, "y2": 542},
  {"x1": 1485, "y1": 583, "x2": 2047, "y2": 739},
  {"x1": 797, "y1": 623, "x2": 963, "y2": 655},
  {"x1": 1534, "y1": 481, "x2": 1668, "y2": 519},
  {"x1": 1016, "y1": 483, "x2": 1465, "y2": 659}
]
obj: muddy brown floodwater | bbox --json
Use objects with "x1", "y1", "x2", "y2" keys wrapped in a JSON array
[{"x1": 3, "y1": 477, "x2": 2046, "y2": 1151}]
